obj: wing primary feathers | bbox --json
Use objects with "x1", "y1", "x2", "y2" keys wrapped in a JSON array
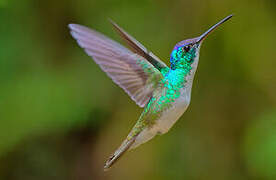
[
  {"x1": 68, "y1": 23, "x2": 165, "y2": 107},
  {"x1": 108, "y1": 19, "x2": 168, "y2": 71}
]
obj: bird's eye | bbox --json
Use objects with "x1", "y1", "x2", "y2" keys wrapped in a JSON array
[{"x1": 183, "y1": 45, "x2": 191, "y2": 52}]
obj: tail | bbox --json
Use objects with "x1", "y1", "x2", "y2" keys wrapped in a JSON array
[{"x1": 104, "y1": 135, "x2": 137, "y2": 171}]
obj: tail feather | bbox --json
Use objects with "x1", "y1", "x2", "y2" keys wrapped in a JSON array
[{"x1": 104, "y1": 136, "x2": 137, "y2": 170}]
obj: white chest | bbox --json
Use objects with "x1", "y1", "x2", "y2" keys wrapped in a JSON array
[
  {"x1": 154, "y1": 87, "x2": 191, "y2": 134},
  {"x1": 131, "y1": 89, "x2": 191, "y2": 149}
]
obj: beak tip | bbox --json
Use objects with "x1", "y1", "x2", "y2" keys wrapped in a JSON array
[{"x1": 197, "y1": 14, "x2": 233, "y2": 43}]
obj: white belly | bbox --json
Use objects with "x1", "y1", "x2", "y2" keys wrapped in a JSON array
[
  {"x1": 155, "y1": 95, "x2": 189, "y2": 134},
  {"x1": 131, "y1": 89, "x2": 191, "y2": 149}
]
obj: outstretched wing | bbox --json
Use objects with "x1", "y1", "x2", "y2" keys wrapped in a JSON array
[
  {"x1": 109, "y1": 20, "x2": 168, "y2": 71},
  {"x1": 69, "y1": 24, "x2": 166, "y2": 107}
]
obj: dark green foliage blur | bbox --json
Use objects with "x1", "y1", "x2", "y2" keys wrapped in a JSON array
[{"x1": 1, "y1": 0, "x2": 276, "y2": 179}]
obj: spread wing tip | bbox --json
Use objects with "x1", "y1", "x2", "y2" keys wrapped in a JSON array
[
  {"x1": 68, "y1": 22, "x2": 159, "y2": 109},
  {"x1": 68, "y1": 23, "x2": 81, "y2": 31}
]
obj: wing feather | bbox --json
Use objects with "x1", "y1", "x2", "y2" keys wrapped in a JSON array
[
  {"x1": 109, "y1": 20, "x2": 168, "y2": 71},
  {"x1": 69, "y1": 23, "x2": 166, "y2": 107}
]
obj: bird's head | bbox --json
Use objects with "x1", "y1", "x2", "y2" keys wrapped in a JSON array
[{"x1": 170, "y1": 15, "x2": 233, "y2": 70}]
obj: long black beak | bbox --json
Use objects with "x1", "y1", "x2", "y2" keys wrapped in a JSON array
[{"x1": 197, "y1": 14, "x2": 233, "y2": 43}]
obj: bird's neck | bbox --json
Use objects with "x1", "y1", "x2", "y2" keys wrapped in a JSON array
[
  {"x1": 165, "y1": 54, "x2": 200, "y2": 89},
  {"x1": 165, "y1": 68, "x2": 190, "y2": 87}
]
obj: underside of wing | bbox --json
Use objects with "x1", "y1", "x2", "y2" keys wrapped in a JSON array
[{"x1": 69, "y1": 24, "x2": 164, "y2": 107}]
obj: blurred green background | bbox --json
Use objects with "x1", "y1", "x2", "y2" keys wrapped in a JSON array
[{"x1": 1, "y1": 0, "x2": 276, "y2": 179}]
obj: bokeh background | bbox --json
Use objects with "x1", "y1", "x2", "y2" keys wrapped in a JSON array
[{"x1": 1, "y1": 0, "x2": 276, "y2": 179}]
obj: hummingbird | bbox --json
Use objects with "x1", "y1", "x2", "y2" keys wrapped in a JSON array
[{"x1": 69, "y1": 14, "x2": 233, "y2": 170}]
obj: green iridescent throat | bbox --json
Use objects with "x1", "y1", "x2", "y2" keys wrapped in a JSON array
[
  {"x1": 130, "y1": 46, "x2": 197, "y2": 137},
  {"x1": 149, "y1": 46, "x2": 196, "y2": 113}
]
